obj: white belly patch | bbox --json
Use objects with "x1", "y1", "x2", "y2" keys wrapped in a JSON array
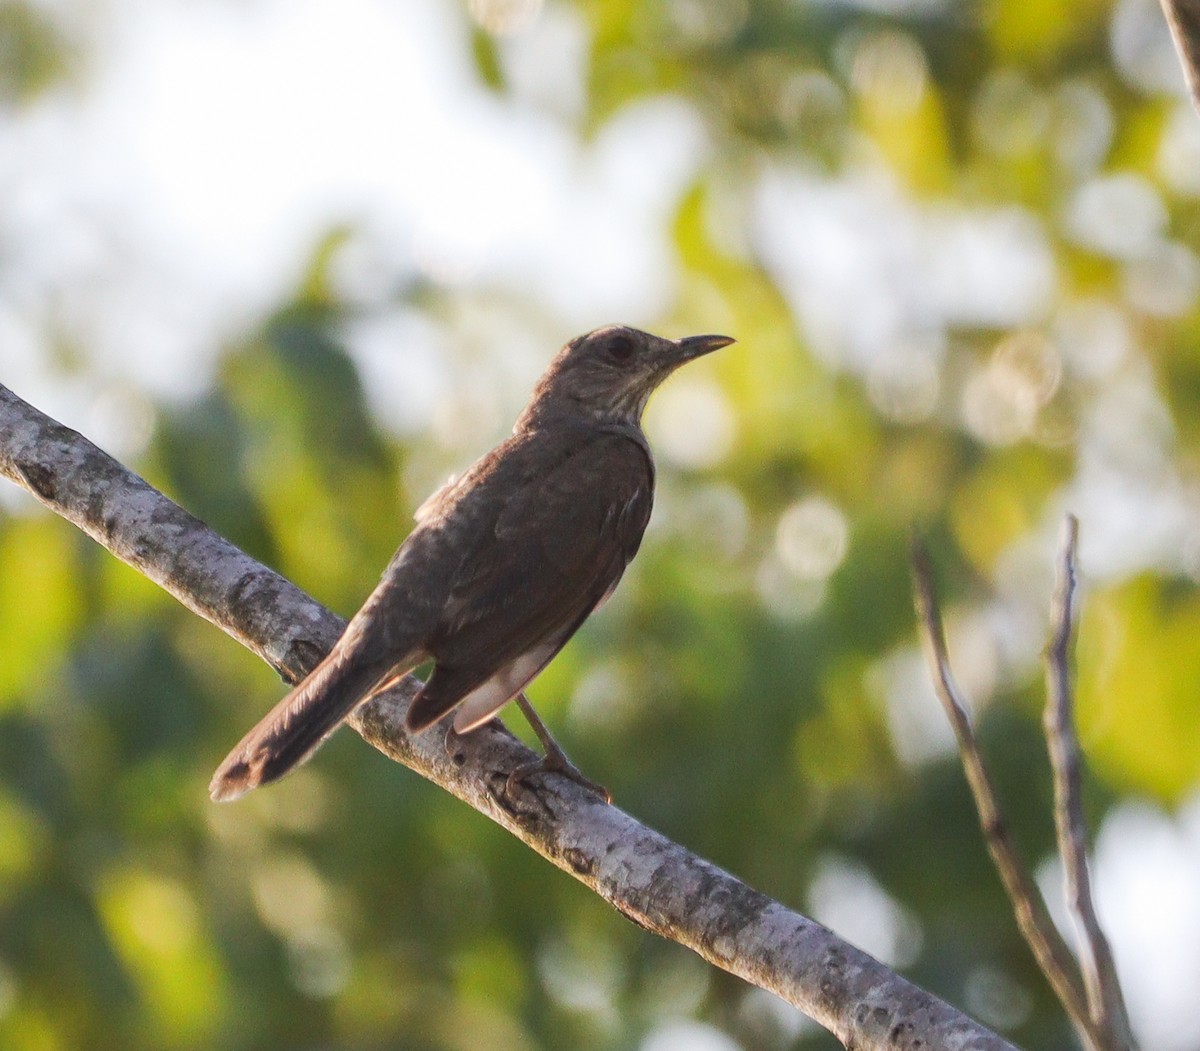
[{"x1": 452, "y1": 641, "x2": 561, "y2": 733}]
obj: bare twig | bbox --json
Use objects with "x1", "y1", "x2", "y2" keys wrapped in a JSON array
[
  {"x1": 0, "y1": 382, "x2": 1017, "y2": 1051},
  {"x1": 909, "y1": 537, "x2": 1104, "y2": 1051},
  {"x1": 1161, "y1": 0, "x2": 1200, "y2": 114},
  {"x1": 1044, "y1": 516, "x2": 1134, "y2": 1050}
]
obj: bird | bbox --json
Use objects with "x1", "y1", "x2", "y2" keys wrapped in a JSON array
[{"x1": 209, "y1": 324, "x2": 735, "y2": 802}]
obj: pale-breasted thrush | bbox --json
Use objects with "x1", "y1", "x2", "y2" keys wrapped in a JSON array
[{"x1": 210, "y1": 324, "x2": 735, "y2": 801}]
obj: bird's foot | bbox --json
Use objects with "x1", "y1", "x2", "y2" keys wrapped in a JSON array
[
  {"x1": 504, "y1": 749, "x2": 611, "y2": 803},
  {"x1": 506, "y1": 692, "x2": 612, "y2": 803}
]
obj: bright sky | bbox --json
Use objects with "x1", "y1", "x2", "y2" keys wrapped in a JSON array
[{"x1": 2, "y1": 0, "x2": 704, "y2": 426}]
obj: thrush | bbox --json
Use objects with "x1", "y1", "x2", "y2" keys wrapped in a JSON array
[{"x1": 210, "y1": 324, "x2": 735, "y2": 802}]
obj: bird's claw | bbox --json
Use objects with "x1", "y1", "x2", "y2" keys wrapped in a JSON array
[
  {"x1": 505, "y1": 691, "x2": 611, "y2": 803},
  {"x1": 504, "y1": 752, "x2": 612, "y2": 804}
]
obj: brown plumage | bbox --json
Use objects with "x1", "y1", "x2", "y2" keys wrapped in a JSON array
[{"x1": 209, "y1": 324, "x2": 735, "y2": 801}]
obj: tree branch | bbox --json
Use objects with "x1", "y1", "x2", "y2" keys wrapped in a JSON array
[
  {"x1": 909, "y1": 537, "x2": 1102, "y2": 1051},
  {"x1": 0, "y1": 382, "x2": 1014, "y2": 1051},
  {"x1": 1043, "y1": 517, "x2": 1134, "y2": 1050}
]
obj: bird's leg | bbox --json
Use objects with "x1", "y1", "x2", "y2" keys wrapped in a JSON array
[{"x1": 506, "y1": 693, "x2": 611, "y2": 803}]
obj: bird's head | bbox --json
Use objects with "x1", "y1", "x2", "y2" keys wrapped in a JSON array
[{"x1": 518, "y1": 324, "x2": 735, "y2": 429}]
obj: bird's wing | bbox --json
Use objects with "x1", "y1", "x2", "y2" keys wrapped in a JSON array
[{"x1": 404, "y1": 429, "x2": 653, "y2": 731}]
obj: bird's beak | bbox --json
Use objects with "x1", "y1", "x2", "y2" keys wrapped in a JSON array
[{"x1": 676, "y1": 333, "x2": 736, "y2": 360}]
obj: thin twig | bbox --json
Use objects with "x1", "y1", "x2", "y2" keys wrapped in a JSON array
[
  {"x1": 909, "y1": 536, "x2": 1105, "y2": 1051},
  {"x1": 1161, "y1": 0, "x2": 1200, "y2": 115},
  {"x1": 1044, "y1": 516, "x2": 1134, "y2": 1050},
  {"x1": 0, "y1": 383, "x2": 1019, "y2": 1051}
]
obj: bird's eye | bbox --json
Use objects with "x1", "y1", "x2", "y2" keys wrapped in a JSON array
[{"x1": 607, "y1": 335, "x2": 635, "y2": 362}]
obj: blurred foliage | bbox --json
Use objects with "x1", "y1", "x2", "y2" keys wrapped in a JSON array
[
  {"x1": 3, "y1": 0, "x2": 1200, "y2": 1050},
  {"x1": 0, "y1": 2, "x2": 74, "y2": 105}
]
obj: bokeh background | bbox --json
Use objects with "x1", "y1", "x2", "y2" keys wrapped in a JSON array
[{"x1": 3, "y1": 0, "x2": 1200, "y2": 1048}]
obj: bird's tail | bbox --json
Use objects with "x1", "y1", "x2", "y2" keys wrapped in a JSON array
[{"x1": 209, "y1": 639, "x2": 413, "y2": 802}]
